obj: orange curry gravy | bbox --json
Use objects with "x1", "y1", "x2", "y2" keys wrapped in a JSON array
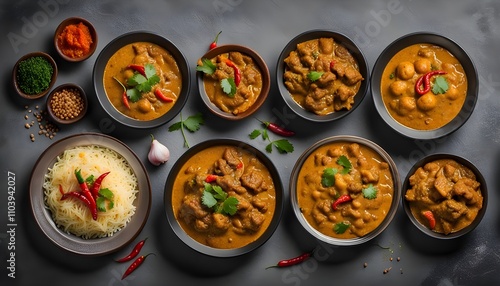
[
  {"x1": 297, "y1": 142, "x2": 394, "y2": 239},
  {"x1": 381, "y1": 43, "x2": 467, "y2": 130},
  {"x1": 171, "y1": 145, "x2": 276, "y2": 249}
]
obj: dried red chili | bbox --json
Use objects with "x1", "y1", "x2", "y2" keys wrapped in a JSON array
[
  {"x1": 225, "y1": 59, "x2": 241, "y2": 86},
  {"x1": 113, "y1": 77, "x2": 130, "y2": 109},
  {"x1": 59, "y1": 185, "x2": 98, "y2": 220},
  {"x1": 116, "y1": 238, "x2": 148, "y2": 263},
  {"x1": 266, "y1": 251, "x2": 313, "y2": 269},
  {"x1": 332, "y1": 194, "x2": 352, "y2": 210},
  {"x1": 209, "y1": 31, "x2": 222, "y2": 50},
  {"x1": 127, "y1": 64, "x2": 146, "y2": 77},
  {"x1": 257, "y1": 119, "x2": 295, "y2": 137},
  {"x1": 205, "y1": 174, "x2": 218, "y2": 183},
  {"x1": 75, "y1": 169, "x2": 97, "y2": 220},
  {"x1": 415, "y1": 70, "x2": 447, "y2": 95},
  {"x1": 91, "y1": 171, "x2": 110, "y2": 199},
  {"x1": 121, "y1": 253, "x2": 155, "y2": 280},
  {"x1": 154, "y1": 88, "x2": 174, "y2": 102}
]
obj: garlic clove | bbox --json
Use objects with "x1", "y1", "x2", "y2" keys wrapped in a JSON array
[{"x1": 148, "y1": 134, "x2": 170, "y2": 166}]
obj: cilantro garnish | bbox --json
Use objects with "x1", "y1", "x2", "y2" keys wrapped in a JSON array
[
  {"x1": 120, "y1": 63, "x2": 160, "y2": 103},
  {"x1": 362, "y1": 184, "x2": 378, "y2": 200},
  {"x1": 321, "y1": 168, "x2": 337, "y2": 187},
  {"x1": 337, "y1": 155, "x2": 352, "y2": 174},
  {"x1": 168, "y1": 112, "x2": 204, "y2": 148},
  {"x1": 96, "y1": 188, "x2": 114, "y2": 212},
  {"x1": 307, "y1": 71, "x2": 324, "y2": 82},
  {"x1": 334, "y1": 221, "x2": 350, "y2": 234},
  {"x1": 202, "y1": 183, "x2": 239, "y2": 216},
  {"x1": 221, "y1": 78, "x2": 236, "y2": 97},
  {"x1": 249, "y1": 128, "x2": 294, "y2": 154},
  {"x1": 432, "y1": 76, "x2": 449, "y2": 95},
  {"x1": 196, "y1": 58, "x2": 216, "y2": 75}
]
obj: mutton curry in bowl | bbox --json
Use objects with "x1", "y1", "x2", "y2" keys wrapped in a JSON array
[
  {"x1": 277, "y1": 30, "x2": 369, "y2": 122},
  {"x1": 93, "y1": 31, "x2": 190, "y2": 128},
  {"x1": 371, "y1": 32, "x2": 478, "y2": 139},
  {"x1": 290, "y1": 135, "x2": 401, "y2": 246},
  {"x1": 196, "y1": 45, "x2": 270, "y2": 120},
  {"x1": 164, "y1": 139, "x2": 283, "y2": 257},
  {"x1": 403, "y1": 154, "x2": 487, "y2": 239}
]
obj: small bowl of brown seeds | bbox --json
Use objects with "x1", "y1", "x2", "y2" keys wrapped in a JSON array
[{"x1": 46, "y1": 83, "x2": 87, "y2": 124}]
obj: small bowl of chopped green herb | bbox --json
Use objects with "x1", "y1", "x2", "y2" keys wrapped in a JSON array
[
  {"x1": 289, "y1": 135, "x2": 401, "y2": 246},
  {"x1": 13, "y1": 51, "x2": 58, "y2": 100},
  {"x1": 370, "y1": 32, "x2": 478, "y2": 139}
]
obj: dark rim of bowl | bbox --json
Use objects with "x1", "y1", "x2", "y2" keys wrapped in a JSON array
[
  {"x1": 370, "y1": 31, "x2": 479, "y2": 140},
  {"x1": 402, "y1": 153, "x2": 488, "y2": 239},
  {"x1": 290, "y1": 135, "x2": 401, "y2": 246},
  {"x1": 196, "y1": 44, "x2": 270, "y2": 120},
  {"x1": 276, "y1": 29, "x2": 370, "y2": 122},
  {"x1": 164, "y1": 138, "x2": 284, "y2": 257},
  {"x1": 13, "y1": 51, "x2": 58, "y2": 99},
  {"x1": 92, "y1": 31, "x2": 190, "y2": 129},
  {"x1": 46, "y1": 83, "x2": 88, "y2": 124},
  {"x1": 54, "y1": 17, "x2": 98, "y2": 62}
]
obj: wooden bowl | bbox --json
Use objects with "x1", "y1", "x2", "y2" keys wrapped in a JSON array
[
  {"x1": 46, "y1": 83, "x2": 88, "y2": 125},
  {"x1": 54, "y1": 17, "x2": 98, "y2": 62},
  {"x1": 12, "y1": 52, "x2": 57, "y2": 100}
]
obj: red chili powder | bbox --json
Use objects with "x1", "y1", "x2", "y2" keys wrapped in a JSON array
[{"x1": 57, "y1": 22, "x2": 93, "y2": 59}]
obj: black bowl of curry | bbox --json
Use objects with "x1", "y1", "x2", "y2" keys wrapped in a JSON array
[
  {"x1": 371, "y1": 32, "x2": 478, "y2": 139},
  {"x1": 196, "y1": 45, "x2": 270, "y2": 120},
  {"x1": 93, "y1": 31, "x2": 190, "y2": 128},
  {"x1": 290, "y1": 135, "x2": 401, "y2": 246},
  {"x1": 277, "y1": 30, "x2": 369, "y2": 122},
  {"x1": 403, "y1": 154, "x2": 487, "y2": 239},
  {"x1": 164, "y1": 139, "x2": 284, "y2": 257}
]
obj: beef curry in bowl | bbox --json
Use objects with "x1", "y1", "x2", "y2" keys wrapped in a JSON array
[
  {"x1": 290, "y1": 135, "x2": 401, "y2": 246},
  {"x1": 196, "y1": 45, "x2": 270, "y2": 120},
  {"x1": 93, "y1": 31, "x2": 190, "y2": 128},
  {"x1": 371, "y1": 32, "x2": 478, "y2": 139},
  {"x1": 164, "y1": 139, "x2": 283, "y2": 257},
  {"x1": 277, "y1": 30, "x2": 369, "y2": 122},
  {"x1": 403, "y1": 154, "x2": 487, "y2": 239}
]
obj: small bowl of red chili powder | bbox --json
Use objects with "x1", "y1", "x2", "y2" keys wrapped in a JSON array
[{"x1": 54, "y1": 17, "x2": 98, "y2": 62}]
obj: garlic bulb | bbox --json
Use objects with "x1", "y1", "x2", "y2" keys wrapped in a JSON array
[{"x1": 148, "y1": 134, "x2": 170, "y2": 166}]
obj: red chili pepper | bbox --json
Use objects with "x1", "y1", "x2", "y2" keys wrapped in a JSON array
[
  {"x1": 332, "y1": 194, "x2": 352, "y2": 210},
  {"x1": 127, "y1": 64, "x2": 146, "y2": 77},
  {"x1": 60, "y1": 188, "x2": 98, "y2": 220},
  {"x1": 329, "y1": 60, "x2": 336, "y2": 70},
  {"x1": 154, "y1": 88, "x2": 174, "y2": 102},
  {"x1": 113, "y1": 77, "x2": 130, "y2": 109},
  {"x1": 121, "y1": 253, "x2": 155, "y2": 280},
  {"x1": 205, "y1": 174, "x2": 218, "y2": 183},
  {"x1": 415, "y1": 70, "x2": 447, "y2": 95},
  {"x1": 257, "y1": 118, "x2": 295, "y2": 137},
  {"x1": 236, "y1": 161, "x2": 243, "y2": 169},
  {"x1": 116, "y1": 238, "x2": 148, "y2": 263},
  {"x1": 265, "y1": 251, "x2": 313, "y2": 269},
  {"x1": 209, "y1": 31, "x2": 222, "y2": 50},
  {"x1": 75, "y1": 169, "x2": 97, "y2": 220},
  {"x1": 422, "y1": 210, "x2": 436, "y2": 230},
  {"x1": 91, "y1": 171, "x2": 110, "y2": 199},
  {"x1": 225, "y1": 59, "x2": 241, "y2": 86}
]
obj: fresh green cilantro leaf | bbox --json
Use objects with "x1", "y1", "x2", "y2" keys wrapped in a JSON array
[
  {"x1": 273, "y1": 139, "x2": 294, "y2": 154},
  {"x1": 127, "y1": 73, "x2": 148, "y2": 87},
  {"x1": 389, "y1": 73, "x2": 395, "y2": 79},
  {"x1": 168, "y1": 121, "x2": 183, "y2": 132},
  {"x1": 222, "y1": 197, "x2": 239, "y2": 215},
  {"x1": 211, "y1": 185, "x2": 227, "y2": 201},
  {"x1": 362, "y1": 184, "x2": 378, "y2": 199},
  {"x1": 265, "y1": 143, "x2": 273, "y2": 153},
  {"x1": 334, "y1": 222, "x2": 350, "y2": 234},
  {"x1": 196, "y1": 58, "x2": 216, "y2": 75},
  {"x1": 85, "y1": 175, "x2": 95, "y2": 186},
  {"x1": 96, "y1": 188, "x2": 114, "y2": 212},
  {"x1": 202, "y1": 190, "x2": 217, "y2": 208},
  {"x1": 307, "y1": 71, "x2": 324, "y2": 82},
  {"x1": 337, "y1": 155, "x2": 352, "y2": 174},
  {"x1": 127, "y1": 88, "x2": 141, "y2": 102},
  {"x1": 221, "y1": 78, "x2": 237, "y2": 97},
  {"x1": 321, "y1": 168, "x2": 338, "y2": 187},
  {"x1": 136, "y1": 81, "x2": 152, "y2": 93},
  {"x1": 96, "y1": 197, "x2": 107, "y2": 212},
  {"x1": 144, "y1": 63, "x2": 156, "y2": 79},
  {"x1": 183, "y1": 112, "x2": 205, "y2": 132},
  {"x1": 261, "y1": 128, "x2": 269, "y2": 141},
  {"x1": 98, "y1": 188, "x2": 114, "y2": 200},
  {"x1": 432, "y1": 76, "x2": 449, "y2": 95},
  {"x1": 249, "y1": 129, "x2": 262, "y2": 139},
  {"x1": 148, "y1": 74, "x2": 160, "y2": 86}
]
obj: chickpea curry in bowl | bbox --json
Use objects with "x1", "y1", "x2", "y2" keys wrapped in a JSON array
[
  {"x1": 164, "y1": 139, "x2": 283, "y2": 257},
  {"x1": 196, "y1": 45, "x2": 270, "y2": 120},
  {"x1": 277, "y1": 30, "x2": 369, "y2": 122},
  {"x1": 371, "y1": 32, "x2": 478, "y2": 139},
  {"x1": 403, "y1": 154, "x2": 487, "y2": 239},
  {"x1": 290, "y1": 136, "x2": 401, "y2": 246},
  {"x1": 93, "y1": 31, "x2": 190, "y2": 128}
]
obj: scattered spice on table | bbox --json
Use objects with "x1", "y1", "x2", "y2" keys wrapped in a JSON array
[
  {"x1": 23, "y1": 105, "x2": 59, "y2": 142},
  {"x1": 50, "y1": 87, "x2": 85, "y2": 120},
  {"x1": 16, "y1": 56, "x2": 53, "y2": 95},
  {"x1": 116, "y1": 238, "x2": 148, "y2": 263},
  {"x1": 57, "y1": 22, "x2": 93, "y2": 59},
  {"x1": 121, "y1": 253, "x2": 155, "y2": 280},
  {"x1": 265, "y1": 251, "x2": 313, "y2": 269}
]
